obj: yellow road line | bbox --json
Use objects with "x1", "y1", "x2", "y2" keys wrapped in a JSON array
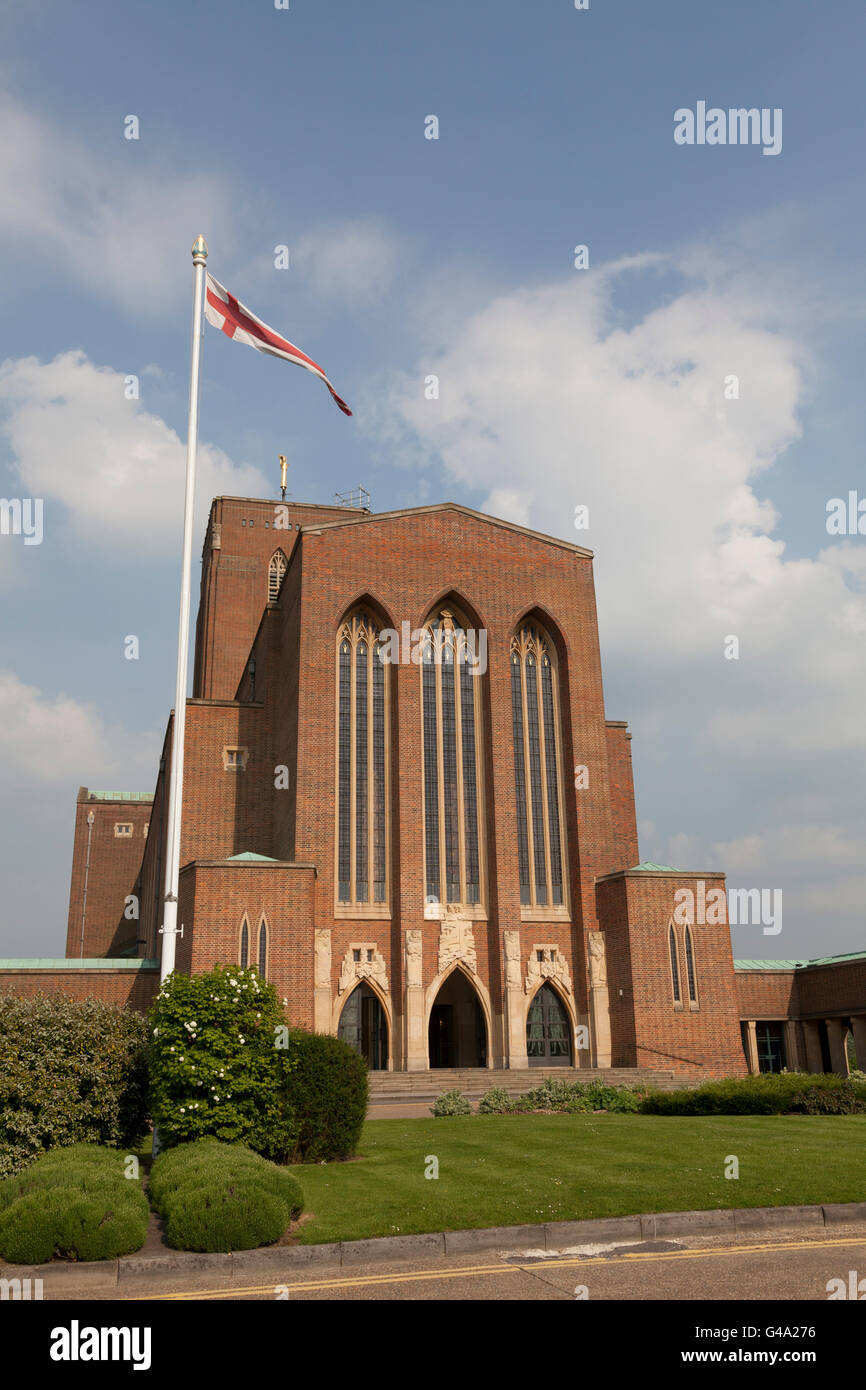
[{"x1": 137, "y1": 1234, "x2": 866, "y2": 1300}]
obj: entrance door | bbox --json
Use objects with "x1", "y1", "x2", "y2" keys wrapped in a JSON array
[
  {"x1": 527, "y1": 983, "x2": 573, "y2": 1066},
  {"x1": 428, "y1": 971, "x2": 488, "y2": 1067},
  {"x1": 337, "y1": 983, "x2": 388, "y2": 1069}
]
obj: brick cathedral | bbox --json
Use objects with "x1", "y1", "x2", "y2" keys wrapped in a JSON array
[{"x1": 17, "y1": 493, "x2": 861, "y2": 1081}]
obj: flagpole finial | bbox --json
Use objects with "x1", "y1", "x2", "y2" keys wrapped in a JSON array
[{"x1": 191, "y1": 235, "x2": 209, "y2": 264}]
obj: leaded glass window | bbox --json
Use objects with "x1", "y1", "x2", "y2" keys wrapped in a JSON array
[
  {"x1": 421, "y1": 609, "x2": 485, "y2": 908},
  {"x1": 669, "y1": 923, "x2": 681, "y2": 1003},
  {"x1": 268, "y1": 549, "x2": 287, "y2": 603},
  {"x1": 336, "y1": 611, "x2": 389, "y2": 906},
  {"x1": 239, "y1": 919, "x2": 249, "y2": 969},
  {"x1": 684, "y1": 925, "x2": 697, "y2": 1003},
  {"x1": 258, "y1": 920, "x2": 267, "y2": 978},
  {"x1": 510, "y1": 626, "x2": 566, "y2": 909}
]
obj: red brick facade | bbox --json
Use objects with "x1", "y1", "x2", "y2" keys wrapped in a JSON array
[
  {"x1": 65, "y1": 789, "x2": 153, "y2": 958},
  {"x1": 3, "y1": 493, "x2": 861, "y2": 1079}
]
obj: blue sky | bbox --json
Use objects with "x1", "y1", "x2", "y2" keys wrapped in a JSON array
[{"x1": 1, "y1": 0, "x2": 865, "y2": 957}]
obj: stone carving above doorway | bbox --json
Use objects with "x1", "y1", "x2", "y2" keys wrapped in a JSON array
[
  {"x1": 438, "y1": 917, "x2": 477, "y2": 976},
  {"x1": 338, "y1": 943, "x2": 389, "y2": 996},
  {"x1": 525, "y1": 944, "x2": 572, "y2": 996}
]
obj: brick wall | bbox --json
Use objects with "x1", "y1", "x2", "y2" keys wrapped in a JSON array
[
  {"x1": 193, "y1": 497, "x2": 368, "y2": 701},
  {"x1": 735, "y1": 969, "x2": 798, "y2": 1019},
  {"x1": 604, "y1": 721, "x2": 640, "y2": 870},
  {"x1": 598, "y1": 869, "x2": 747, "y2": 1076},
  {"x1": 176, "y1": 861, "x2": 316, "y2": 1027},
  {"x1": 0, "y1": 967, "x2": 158, "y2": 1012},
  {"x1": 65, "y1": 789, "x2": 152, "y2": 958}
]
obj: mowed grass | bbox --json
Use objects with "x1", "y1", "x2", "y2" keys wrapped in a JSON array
[{"x1": 291, "y1": 1114, "x2": 866, "y2": 1245}]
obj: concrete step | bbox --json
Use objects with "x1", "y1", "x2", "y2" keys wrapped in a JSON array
[{"x1": 367, "y1": 1066, "x2": 681, "y2": 1101}]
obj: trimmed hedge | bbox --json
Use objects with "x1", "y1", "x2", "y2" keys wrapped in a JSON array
[
  {"x1": 149, "y1": 1140, "x2": 304, "y2": 1252},
  {"x1": 283, "y1": 1030, "x2": 368, "y2": 1163},
  {"x1": 640, "y1": 1072, "x2": 866, "y2": 1116},
  {"x1": 0, "y1": 994, "x2": 149, "y2": 1179},
  {"x1": 0, "y1": 1143, "x2": 148, "y2": 1263}
]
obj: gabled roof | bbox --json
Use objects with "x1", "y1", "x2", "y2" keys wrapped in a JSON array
[{"x1": 299, "y1": 501, "x2": 594, "y2": 559}]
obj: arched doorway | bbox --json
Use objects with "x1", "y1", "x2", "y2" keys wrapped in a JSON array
[
  {"x1": 527, "y1": 983, "x2": 573, "y2": 1066},
  {"x1": 429, "y1": 970, "x2": 488, "y2": 1068},
  {"x1": 337, "y1": 983, "x2": 388, "y2": 1070}
]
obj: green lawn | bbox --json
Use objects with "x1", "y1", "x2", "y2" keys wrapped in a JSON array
[{"x1": 291, "y1": 1114, "x2": 866, "y2": 1245}]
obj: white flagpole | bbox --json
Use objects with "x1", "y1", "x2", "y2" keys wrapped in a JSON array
[{"x1": 159, "y1": 234, "x2": 208, "y2": 982}]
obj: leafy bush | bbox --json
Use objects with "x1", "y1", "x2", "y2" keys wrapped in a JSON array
[
  {"x1": 148, "y1": 965, "x2": 298, "y2": 1161},
  {"x1": 0, "y1": 993, "x2": 148, "y2": 1179},
  {"x1": 477, "y1": 1087, "x2": 513, "y2": 1114},
  {"x1": 640, "y1": 1072, "x2": 866, "y2": 1116},
  {"x1": 282, "y1": 1030, "x2": 369, "y2": 1163},
  {"x1": 0, "y1": 1143, "x2": 148, "y2": 1263},
  {"x1": 431, "y1": 1090, "x2": 473, "y2": 1116},
  {"x1": 149, "y1": 1139, "x2": 304, "y2": 1252}
]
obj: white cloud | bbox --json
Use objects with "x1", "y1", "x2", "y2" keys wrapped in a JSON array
[
  {"x1": 0, "y1": 350, "x2": 268, "y2": 550},
  {"x1": 292, "y1": 219, "x2": 403, "y2": 306},
  {"x1": 376, "y1": 251, "x2": 866, "y2": 951},
  {"x1": 0, "y1": 94, "x2": 233, "y2": 314},
  {"x1": 0, "y1": 669, "x2": 157, "y2": 786}
]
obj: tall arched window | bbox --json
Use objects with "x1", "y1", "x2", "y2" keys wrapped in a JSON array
[
  {"x1": 258, "y1": 919, "x2": 268, "y2": 978},
  {"x1": 684, "y1": 925, "x2": 697, "y2": 1003},
  {"x1": 268, "y1": 549, "x2": 287, "y2": 603},
  {"x1": 510, "y1": 624, "x2": 566, "y2": 909},
  {"x1": 669, "y1": 923, "x2": 681, "y2": 1004},
  {"x1": 337, "y1": 610, "x2": 388, "y2": 906},
  {"x1": 239, "y1": 918, "x2": 249, "y2": 969},
  {"x1": 421, "y1": 608, "x2": 485, "y2": 908}
]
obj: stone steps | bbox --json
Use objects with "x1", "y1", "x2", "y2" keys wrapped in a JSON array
[{"x1": 367, "y1": 1066, "x2": 683, "y2": 1101}]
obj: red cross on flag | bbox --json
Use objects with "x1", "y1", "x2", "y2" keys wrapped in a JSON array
[{"x1": 204, "y1": 272, "x2": 352, "y2": 416}]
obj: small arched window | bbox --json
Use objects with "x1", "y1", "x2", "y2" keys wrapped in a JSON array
[
  {"x1": 684, "y1": 926, "x2": 697, "y2": 1003},
  {"x1": 240, "y1": 918, "x2": 249, "y2": 970},
  {"x1": 337, "y1": 610, "x2": 388, "y2": 905},
  {"x1": 669, "y1": 923, "x2": 681, "y2": 1003},
  {"x1": 258, "y1": 919, "x2": 268, "y2": 978},
  {"x1": 510, "y1": 624, "x2": 566, "y2": 908},
  {"x1": 268, "y1": 549, "x2": 288, "y2": 603}
]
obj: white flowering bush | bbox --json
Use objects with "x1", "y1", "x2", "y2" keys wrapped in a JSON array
[{"x1": 148, "y1": 965, "x2": 298, "y2": 1160}]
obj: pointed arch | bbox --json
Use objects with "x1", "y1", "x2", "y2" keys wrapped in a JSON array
[
  {"x1": 668, "y1": 921, "x2": 681, "y2": 1005},
  {"x1": 257, "y1": 915, "x2": 268, "y2": 978},
  {"x1": 335, "y1": 605, "x2": 390, "y2": 909},
  {"x1": 239, "y1": 916, "x2": 250, "y2": 970},
  {"x1": 525, "y1": 978, "x2": 575, "y2": 1066},
  {"x1": 684, "y1": 924, "x2": 697, "y2": 1004},
  {"x1": 267, "y1": 549, "x2": 288, "y2": 603},
  {"x1": 425, "y1": 962, "x2": 493, "y2": 1069},
  {"x1": 420, "y1": 599, "x2": 488, "y2": 912},
  {"x1": 334, "y1": 977, "x2": 392, "y2": 1070},
  {"x1": 510, "y1": 617, "x2": 568, "y2": 911}
]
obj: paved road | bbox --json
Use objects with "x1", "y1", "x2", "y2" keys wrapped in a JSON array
[{"x1": 47, "y1": 1222, "x2": 866, "y2": 1302}]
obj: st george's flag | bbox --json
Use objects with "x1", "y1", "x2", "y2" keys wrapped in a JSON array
[{"x1": 204, "y1": 272, "x2": 352, "y2": 416}]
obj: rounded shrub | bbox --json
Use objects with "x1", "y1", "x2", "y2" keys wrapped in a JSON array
[
  {"x1": 163, "y1": 1185, "x2": 290, "y2": 1253},
  {"x1": 477, "y1": 1087, "x2": 513, "y2": 1114},
  {"x1": 431, "y1": 1090, "x2": 472, "y2": 1116},
  {"x1": 0, "y1": 994, "x2": 148, "y2": 1179},
  {"x1": 283, "y1": 1030, "x2": 368, "y2": 1163},
  {"x1": 0, "y1": 1143, "x2": 148, "y2": 1263},
  {"x1": 150, "y1": 1139, "x2": 304, "y2": 1253}
]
